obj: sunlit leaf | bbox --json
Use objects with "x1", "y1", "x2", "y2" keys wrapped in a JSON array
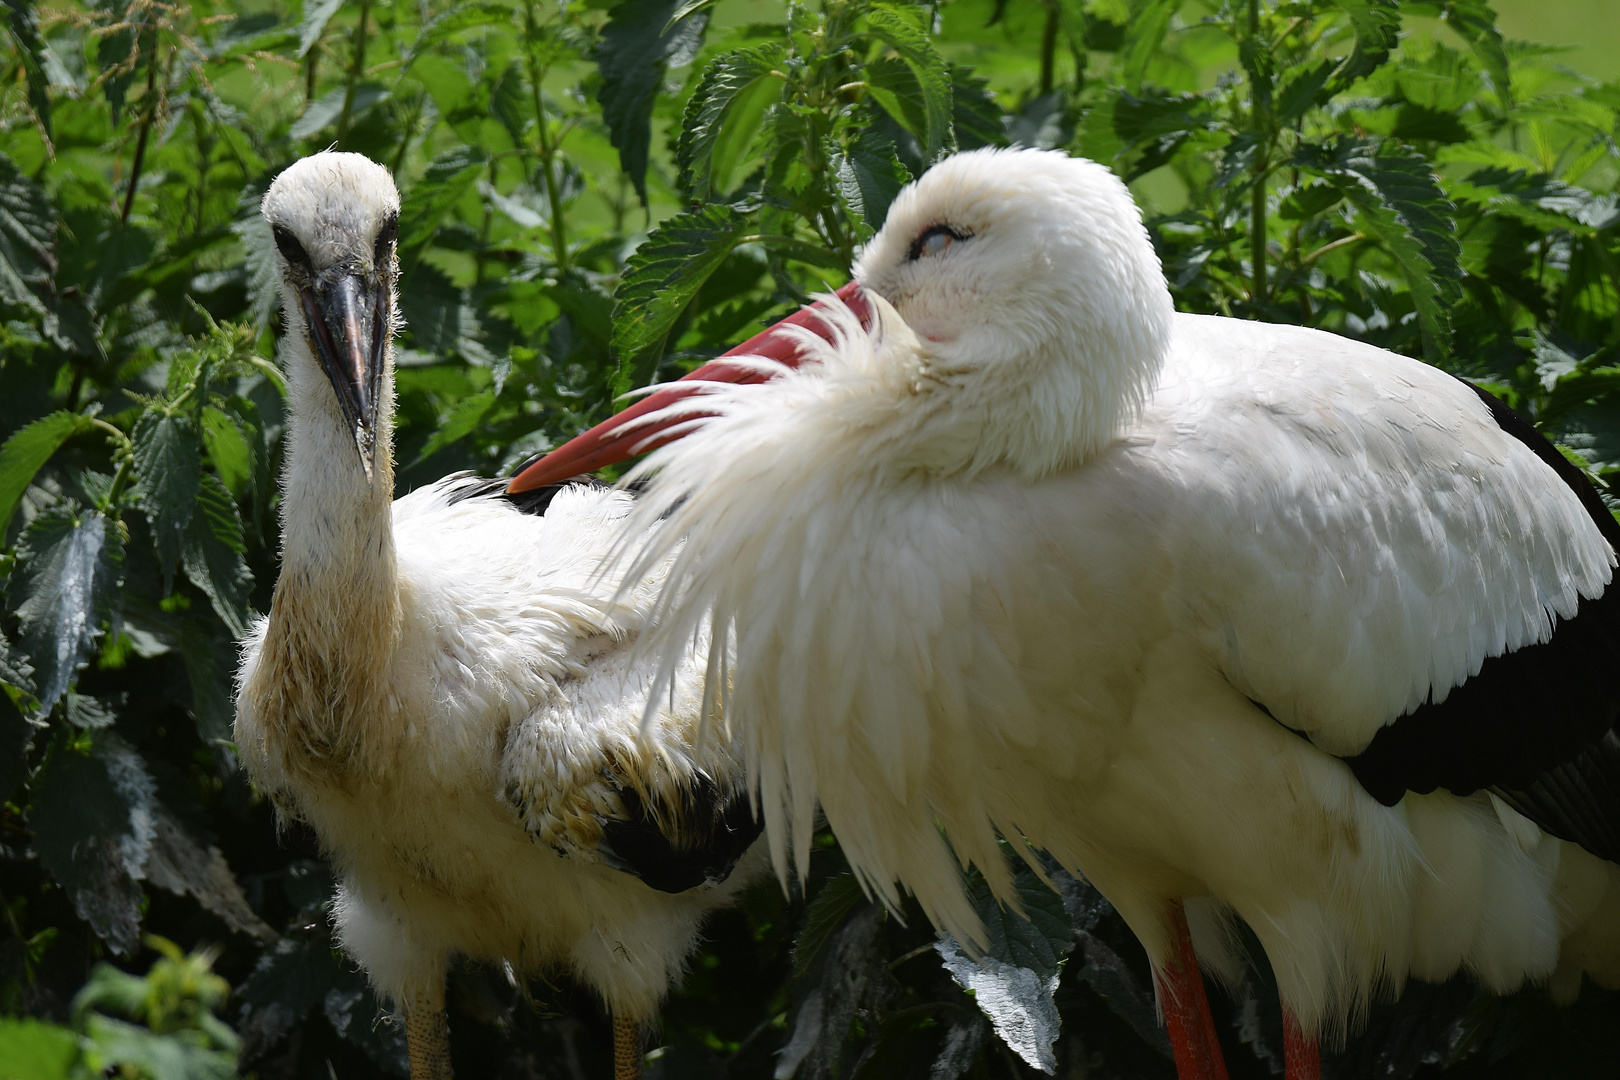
[
  {"x1": 1330, "y1": 0, "x2": 1400, "y2": 88},
  {"x1": 597, "y1": 0, "x2": 711, "y2": 205},
  {"x1": 791, "y1": 872, "x2": 868, "y2": 979},
  {"x1": 0, "y1": 410, "x2": 90, "y2": 536},
  {"x1": 830, "y1": 130, "x2": 911, "y2": 235},
  {"x1": 0, "y1": 152, "x2": 56, "y2": 315},
  {"x1": 398, "y1": 146, "x2": 488, "y2": 276},
  {"x1": 11, "y1": 502, "x2": 124, "y2": 713},
  {"x1": 676, "y1": 43, "x2": 786, "y2": 201},
  {"x1": 0, "y1": 1017, "x2": 82, "y2": 1080},
  {"x1": 3, "y1": 0, "x2": 53, "y2": 142},
  {"x1": 181, "y1": 474, "x2": 254, "y2": 637},
  {"x1": 131, "y1": 412, "x2": 201, "y2": 591},
  {"x1": 611, "y1": 202, "x2": 750, "y2": 388},
  {"x1": 867, "y1": 4, "x2": 953, "y2": 158},
  {"x1": 297, "y1": 0, "x2": 342, "y2": 57}
]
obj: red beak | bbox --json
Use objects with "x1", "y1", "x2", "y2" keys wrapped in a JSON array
[{"x1": 507, "y1": 281, "x2": 870, "y2": 493}]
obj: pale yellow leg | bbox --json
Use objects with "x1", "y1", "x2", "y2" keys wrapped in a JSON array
[
  {"x1": 404, "y1": 972, "x2": 454, "y2": 1080},
  {"x1": 613, "y1": 1013, "x2": 640, "y2": 1080}
]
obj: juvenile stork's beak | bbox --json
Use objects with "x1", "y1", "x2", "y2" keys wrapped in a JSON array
[
  {"x1": 299, "y1": 264, "x2": 390, "y2": 481},
  {"x1": 508, "y1": 281, "x2": 871, "y2": 493}
]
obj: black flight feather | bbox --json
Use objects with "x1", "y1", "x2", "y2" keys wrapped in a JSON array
[
  {"x1": 596, "y1": 775, "x2": 763, "y2": 893},
  {"x1": 441, "y1": 472, "x2": 612, "y2": 516}
]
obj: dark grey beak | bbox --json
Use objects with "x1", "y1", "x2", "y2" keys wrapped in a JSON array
[{"x1": 298, "y1": 266, "x2": 390, "y2": 481}]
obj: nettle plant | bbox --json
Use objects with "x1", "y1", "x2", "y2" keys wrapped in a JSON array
[{"x1": 3, "y1": 0, "x2": 1620, "y2": 1076}]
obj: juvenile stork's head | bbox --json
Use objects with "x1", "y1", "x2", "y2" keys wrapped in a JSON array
[
  {"x1": 508, "y1": 148, "x2": 1175, "y2": 490},
  {"x1": 262, "y1": 152, "x2": 400, "y2": 481}
]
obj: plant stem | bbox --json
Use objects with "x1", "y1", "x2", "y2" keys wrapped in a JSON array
[
  {"x1": 336, "y1": 0, "x2": 372, "y2": 144},
  {"x1": 524, "y1": 2, "x2": 569, "y2": 273},
  {"x1": 121, "y1": 35, "x2": 159, "y2": 224},
  {"x1": 1039, "y1": 0, "x2": 1059, "y2": 97},
  {"x1": 1247, "y1": 0, "x2": 1269, "y2": 305}
]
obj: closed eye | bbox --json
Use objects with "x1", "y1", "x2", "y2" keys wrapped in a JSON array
[{"x1": 908, "y1": 224, "x2": 970, "y2": 262}]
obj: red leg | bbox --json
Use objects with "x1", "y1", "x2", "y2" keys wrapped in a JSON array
[
  {"x1": 1283, "y1": 1008, "x2": 1321, "y2": 1080},
  {"x1": 1153, "y1": 900, "x2": 1230, "y2": 1080}
]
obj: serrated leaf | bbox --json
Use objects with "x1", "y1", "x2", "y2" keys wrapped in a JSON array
[
  {"x1": 0, "y1": 410, "x2": 91, "y2": 537},
  {"x1": 181, "y1": 474, "x2": 254, "y2": 637},
  {"x1": 831, "y1": 130, "x2": 912, "y2": 236},
  {"x1": 1298, "y1": 139, "x2": 1462, "y2": 360},
  {"x1": 676, "y1": 43, "x2": 786, "y2": 201},
  {"x1": 0, "y1": 151, "x2": 57, "y2": 315},
  {"x1": 131, "y1": 412, "x2": 201, "y2": 590},
  {"x1": 598, "y1": 0, "x2": 711, "y2": 205},
  {"x1": 1434, "y1": 0, "x2": 1510, "y2": 107},
  {"x1": 936, "y1": 935, "x2": 1062, "y2": 1073},
  {"x1": 144, "y1": 803, "x2": 275, "y2": 941},
  {"x1": 404, "y1": 1, "x2": 512, "y2": 65},
  {"x1": 1120, "y1": 0, "x2": 1177, "y2": 91},
  {"x1": 0, "y1": 686, "x2": 30, "y2": 803},
  {"x1": 11, "y1": 502, "x2": 124, "y2": 714},
  {"x1": 30, "y1": 736, "x2": 155, "y2": 955},
  {"x1": 792, "y1": 872, "x2": 868, "y2": 979},
  {"x1": 4, "y1": 0, "x2": 53, "y2": 142},
  {"x1": 951, "y1": 64, "x2": 1005, "y2": 151},
  {"x1": 1330, "y1": 0, "x2": 1400, "y2": 88},
  {"x1": 611, "y1": 203, "x2": 750, "y2": 388},
  {"x1": 297, "y1": 0, "x2": 342, "y2": 57},
  {"x1": 238, "y1": 936, "x2": 341, "y2": 1058},
  {"x1": 0, "y1": 625, "x2": 36, "y2": 699},
  {"x1": 866, "y1": 5, "x2": 952, "y2": 159},
  {"x1": 400, "y1": 260, "x2": 479, "y2": 358},
  {"x1": 324, "y1": 967, "x2": 409, "y2": 1075},
  {"x1": 201, "y1": 406, "x2": 252, "y2": 497},
  {"x1": 398, "y1": 146, "x2": 488, "y2": 276}
]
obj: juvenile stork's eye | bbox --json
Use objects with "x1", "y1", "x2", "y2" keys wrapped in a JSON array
[
  {"x1": 374, "y1": 213, "x2": 399, "y2": 264},
  {"x1": 272, "y1": 224, "x2": 309, "y2": 266},
  {"x1": 908, "y1": 224, "x2": 970, "y2": 262}
]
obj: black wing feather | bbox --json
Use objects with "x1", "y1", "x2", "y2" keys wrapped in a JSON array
[
  {"x1": 443, "y1": 471, "x2": 612, "y2": 516},
  {"x1": 1334, "y1": 382, "x2": 1620, "y2": 864},
  {"x1": 596, "y1": 775, "x2": 763, "y2": 894}
]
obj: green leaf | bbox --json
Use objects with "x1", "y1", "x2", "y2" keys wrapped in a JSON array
[
  {"x1": 951, "y1": 64, "x2": 1006, "y2": 151},
  {"x1": 1434, "y1": 0, "x2": 1511, "y2": 107},
  {"x1": 0, "y1": 152, "x2": 57, "y2": 315},
  {"x1": 866, "y1": 4, "x2": 953, "y2": 159},
  {"x1": 831, "y1": 130, "x2": 912, "y2": 236},
  {"x1": 791, "y1": 872, "x2": 868, "y2": 979},
  {"x1": 398, "y1": 146, "x2": 489, "y2": 276},
  {"x1": 1330, "y1": 0, "x2": 1400, "y2": 88},
  {"x1": 29, "y1": 736, "x2": 154, "y2": 955},
  {"x1": 181, "y1": 474, "x2": 254, "y2": 637},
  {"x1": 1119, "y1": 0, "x2": 1177, "y2": 91},
  {"x1": 413, "y1": 389, "x2": 497, "y2": 465},
  {"x1": 0, "y1": 1017, "x2": 82, "y2": 1080},
  {"x1": 143, "y1": 803, "x2": 276, "y2": 941},
  {"x1": 11, "y1": 502, "x2": 124, "y2": 714},
  {"x1": 676, "y1": 44, "x2": 786, "y2": 201},
  {"x1": 404, "y1": 1, "x2": 512, "y2": 66},
  {"x1": 201, "y1": 406, "x2": 252, "y2": 497},
  {"x1": 0, "y1": 410, "x2": 91, "y2": 537},
  {"x1": 0, "y1": 625, "x2": 36, "y2": 700},
  {"x1": 3, "y1": 0, "x2": 53, "y2": 143},
  {"x1": 0, "y1": 683, "x2": 31, "y2": 804},
  {"x1": 131, "y1": 412, "x2": 202, "y2": 591},
  {"x1": 83, "y1": 1015, "x2": 238, "y2": 1080},
  {"x1": 597, "y1": 0, "x2": 711, "y2": 205},
  {"x1": 1298, "y1": 140, "x2": 1462, "y2": 360},
  {"x1": 400, "y1": 261, "x2": 478, "y2": 358},
  {"x1": 297, "y1": 0, "x2": 342, "y2": 57},
  {"x1": 238, "y1": 937, "x2": 343, "y2": 1053},
  {"x1": 611, "y1": 203, "x2": 750, "y2": 390}
]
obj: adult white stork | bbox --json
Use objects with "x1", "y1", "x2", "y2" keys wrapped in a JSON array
[
  {"x1": 233, "y1": 152, "x2": 768, "y2": 1080},
  {"x1": 509, "y1": 147, "x2": 1620, "y2": 1080}
]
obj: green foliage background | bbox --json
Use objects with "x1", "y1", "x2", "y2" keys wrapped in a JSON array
[{"x1": 3, "y1": 0, "x2": 1620, "y2": 1076}]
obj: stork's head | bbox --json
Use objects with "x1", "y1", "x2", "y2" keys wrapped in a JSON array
[
  {"x1": 263, "y1": 152, "x2": 400, "y2": 481},
  {"x1": 507, "y1": 147, "x2": 1173, "y2": 490}
]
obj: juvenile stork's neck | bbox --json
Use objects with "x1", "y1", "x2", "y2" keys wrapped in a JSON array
[{"x1": 262, "y1": 337, "x2": 401, "y2": 767}]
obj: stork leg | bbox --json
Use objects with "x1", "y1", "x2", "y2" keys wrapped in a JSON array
[
  {"x1": 1282, "y1": 1008, "x2": 1321, "y2": 1080},
  {"x1": 612, "y1": 1013, "x2": 640, "y2": 1080},
  {"x1": 404, "y1": 972, "x2": 454, "y2": 1080},
  {"x1": 1153, "y1": 900, "x2": 1229, "y2": 1080}
]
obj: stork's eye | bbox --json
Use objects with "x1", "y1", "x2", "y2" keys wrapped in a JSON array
[
  {"x1": 374, "y1": 213, "x2": 399, "y2": 264},
  {"x1": 908, "y1": 224, "x2": 969, "y2": 262},
  {"x1": 272, "y1": 225, "x2": 309, "y2": 266}
]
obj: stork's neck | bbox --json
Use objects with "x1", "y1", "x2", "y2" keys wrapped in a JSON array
[{"x1": 273, "y1": 336, "x2": 400, "y2": 664}]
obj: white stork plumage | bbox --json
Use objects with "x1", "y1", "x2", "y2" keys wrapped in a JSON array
[
  {"x1": 233, "y1": 152, "x2": 766, "y2": 1080},
  {"x1": 509, "y1": 147, "x2": 1620, "y2": 1080}
]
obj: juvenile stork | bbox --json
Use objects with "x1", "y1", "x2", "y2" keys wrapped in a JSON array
[
  {"x1": 511, "y1": 148, "x2": 1620, "y2": 1080},
  {"x1": 234, "y1": 152, "x2": 765, "y2": 1080}
]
